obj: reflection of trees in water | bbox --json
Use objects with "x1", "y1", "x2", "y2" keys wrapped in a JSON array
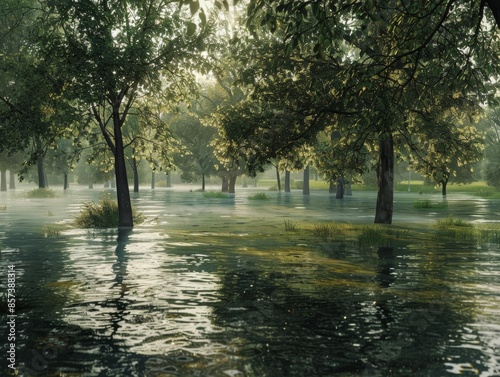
[{"x1": 210, "y1": 246, "x2": 482, "y2": 376}]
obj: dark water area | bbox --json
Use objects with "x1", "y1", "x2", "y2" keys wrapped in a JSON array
[{"x1": 1, "y1": 186, "x2": 499, "y2": 376}]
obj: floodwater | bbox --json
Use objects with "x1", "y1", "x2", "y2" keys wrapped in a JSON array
[{"x1": 1, "y1": 186, "x2": 499, "y2": 376}]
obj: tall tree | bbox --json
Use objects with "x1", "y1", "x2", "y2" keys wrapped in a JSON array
[
  {"x1": 240, "y1": 0, "x2": 499, "y2": 223},
  {"x1": 36, "y1": 0, "x2": 212, "y2": 227}
]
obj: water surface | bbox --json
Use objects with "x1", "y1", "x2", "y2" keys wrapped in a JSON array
[{"x1": 1, "y1": 187, "x2": 499, "y2": 376}]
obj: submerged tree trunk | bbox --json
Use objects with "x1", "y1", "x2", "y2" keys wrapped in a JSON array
[
  {"x1": 151, "y1": 171, "x2": 155, "y2": 189},
  {"x1": 63, "y1": 172, "x2": 69, "y2": 190},
  {"x1": 113, "y1": 109, "x2": 133, "y2": 228},
  {"x1": 0, "y1": 169, "x2": 7, "y2": 191},
  {"x1": 374, "y1": 132, "x2": 394, "y2": 224},
  {"x1": 276, "y1": 167, "x2": 281, "y2": 191},
  {"x1": 303, "y1": 165, "x2": 310, "y2": 195},
  {"x1": 221, "y1": 177, "x2": 229, "y2": 192},
  {"x1": 201, "y1": 173, "x2": 206, "y2": 191},
  {"x1": 336, "y1": 175, "x2": 345, "y2": 199},
  {"x1": 132, "y1": 156, "x2": 139, "y2": 193},
  {"x1": 37, "y1": 155, "x2": 47, "y2": 188},
  {"x1": 441, "y1": 180, "x2": 448, "y2": 196},
  {"x1": 166, "y1": 172, "x2": 172, "y2": 188},
  {"x1": 229, "y1": 175, "x2": 237, "y2": 194},
  {"x1": 285, "y1": 170, "x2": 291, "y2": 192},
  {"x1": 9, "y1": 171, "x2": 15, "y2": 190}
]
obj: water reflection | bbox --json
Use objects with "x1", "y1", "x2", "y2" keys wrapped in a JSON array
[{"x1": 0, "y1": 188, "x2": 499, "y2": 376}]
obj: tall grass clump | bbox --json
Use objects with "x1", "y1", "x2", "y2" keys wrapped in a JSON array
[
  {"x1": 357, "y1": 225, "x2": 387, "y2": 248},
  {"x1": 283, "y1": 219, "x2": 300, "y2": 232},
  {"x1": 74, "y1": 198, "x2": 144, "y2": 228},
  {"x1": 435, "y1": 216, "x2": 473, "y2": 228},
  {"x1": 312, "y1": 223, "x2": 335, "y2": 240},
  {"x1": 248, "y1": 193, "x2": 269, "y2": 200},
  {"x1": 25, "y1": 188, "x2": 58, "y2": 198}
]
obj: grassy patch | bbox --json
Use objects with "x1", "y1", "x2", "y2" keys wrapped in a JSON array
[
  {"x1": 43, "y1": 224, "x2": 68, "y2": 237},
  {"x1": 248, "y1": 193, "x2": 269, "y2": 200},
  {"x1": 74, "y1": 198, "x2": 144, "y2": 228},
  {"x1": 283, "y1": 219, "x2": 300, "y2": 232},
  {"x1": 203, "y1": 191, "x2": 230, "y2": 198},
  {"x1": 435, "y1": 216, "x2": 473, "y2": 228},
  {"x1": 25, "y1": 188, "x2": 58, "y2": 198}
]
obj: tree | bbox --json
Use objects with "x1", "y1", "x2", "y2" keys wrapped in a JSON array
[
  {"x1": 240, "y1": 0, "x2": 500, "y2": 223},
  {"x1": 36, "y1": 0, "x2": 212, "y2": 227}
]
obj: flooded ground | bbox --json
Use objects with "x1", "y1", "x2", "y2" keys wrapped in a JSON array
[{"x1": 1, "y1": 185, "x2": 500, "y2": 376}]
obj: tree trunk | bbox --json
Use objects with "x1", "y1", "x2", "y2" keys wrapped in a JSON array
[
  {"x1": 201, "y1": 173, "x2": 206, "y2": 191},
  {"x1": 221, "y1": 177, "x2": 229, "y2": 192},
  {"x1": 37, "y1": 155, "x2": 47, "y2": 188},
  {"x1": 132, "y1": 156, "x2": 139, "y2": 193},
  {"x1": 113, "y1": 109, "x2": 133, "y2": 228},
  {"x1": 166, "y1": 172, "x2": 172, "y2": 188},
  {"x1": 303, "y1": 165, "x2": 310, "y2": 195},
  {"x1": 9, "y1": 171, "x2": 15, "y2": 190},
  {"x1": 229, "y1": 175, "x2": 237, "y2": 194},
  {"x1": 374, "y1": 132, "x2": 394, "y2": 224},
  {"x1": 0, "y1": 169, "x2": 7, "y2": 191},
  {"x1": 285, "y1": 170, "x2": 291, "y2": 192},
  {"x1": 63, "y1": 172, "x2": 69, "y2": 190},
  {"x1": 275, "y1": 166, "x2": 281, "y2": 191},
  {"x1": 151, "y1": 171, "x2": 155, "y2": 189},
  {"x1": 441, "y1": 180, "x2": 447, "y2": 196},
  {"x1": 336, "y1": 175, "x2": 345, "y2": 199}
]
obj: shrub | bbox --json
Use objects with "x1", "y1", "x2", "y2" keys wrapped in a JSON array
[
  {"x1": 248, "y1": 193, "x2": 269, "y2": 200},
  {"x1": 25, "y1": 188, "x2": 58, "y2": 198},
  {"x1": 74, "y1": 198, "x2": 144, "y2": 228}
]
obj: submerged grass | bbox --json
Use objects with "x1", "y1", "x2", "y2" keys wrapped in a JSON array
[
  {"x1": 25, "y1": 188, "x2": 58, "y2": 198},
  {"x1": 435, "y1": 216, "x2": 473, "y2": 228},
  {"x1": 283, "y1": 219, "x2": 300, "y2": 232},
  {"x1": 248, "y1": 193, "x2": 269, "y2": 200},
  {"x1": 413, "y1": 200, "x2": 448, "y2": 209},
  {"x1": 74, "y1": 198, "x2": 144, "y2": 228}
]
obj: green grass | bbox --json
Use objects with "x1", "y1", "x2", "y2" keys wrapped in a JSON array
[
  {"x1": 435, "y1": 216, "x2": 473, "y2": 228},
  {"x1": 74, "y1": 198, "x2": 144, "y2": 228},
  {"x1": 283, "y1": 219, "x2": 300, "y2": 232},
  {"x1": 25, "y1": 188, "x2": 58, "y2": 198},
  {"x1": 248, "y1": 193, "x2": 269, "y2": 200}
]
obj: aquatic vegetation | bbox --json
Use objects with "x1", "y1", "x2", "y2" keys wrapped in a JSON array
[
  {"x1": 43, "y1": 224, "x2": 65, "y2": 237},
  {"x1": 248, "y1": 193, "x2": 269, "y2": 200},
  {"x1": 435, "y1": 216, "x2": 473, "y2": 228},
  {"x1": 413, "y1": 200, "x2": 448, "y2": 209},
  {"x1": 312, "y1": 223, "x2": 335, "y2": 240},
  {"x1": 203, "y1": 191, "x2": 230, "y2": 198},
  {"x1": 357, "y1": 225, "x2": 389, "y2": 247},
  {"x1": 74, "y1": 198, "x2": 144, "y2": 228},
  {"x1": 283, "y1": 219, "x2": 300, "y2": 232},
  {"x1": 25, "y1": 188, "x2": 58, "y2": 198}
]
